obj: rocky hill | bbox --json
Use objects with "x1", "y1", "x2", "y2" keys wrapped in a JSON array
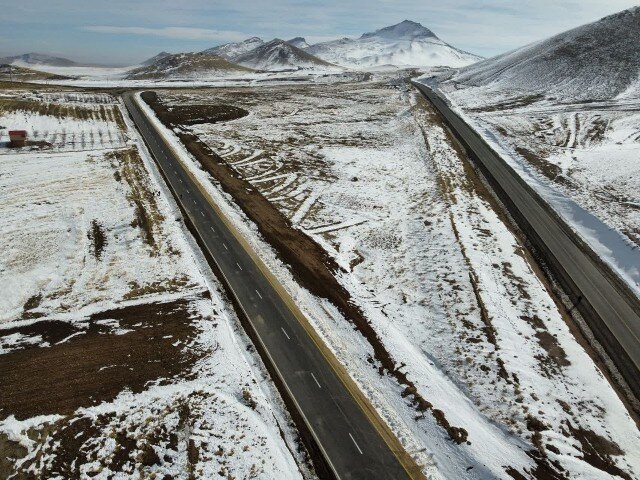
[{"x1": 126, "y1": 52, "x2": 253, "y2": 79}]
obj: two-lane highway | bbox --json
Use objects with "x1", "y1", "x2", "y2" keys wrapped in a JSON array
[
  {"x1": 123, "y1": 92, "x2": 422, "y2": 480},
  {"x1": 413, "y1": 81, "x2": 640, "y2": 400}
]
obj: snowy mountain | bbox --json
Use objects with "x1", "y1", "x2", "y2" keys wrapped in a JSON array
[
  {"x1": 202, "y1": 37, "x2": 264, "y2": 61},
  {"x1": 0, "y1": 52, "x2": 77, "y2": 67},
  {"x1": 233, "y1": 39, "x2": 336, "y2": 71},
  {"x1": 306, "y1": 20, "x2": 481, "y2": 68},
  {"x1": 141, "y1": 51, "x2": 171, "y2": 66},
  {"x1": 287, "y1": 37, "x2": 310, "y2": 49},
  {"x1": 444, "y1": 7, "x2": 640, "y2": 101},
  {"x1": 126, "y1": 52, "x2": 253, "y2": 79}
]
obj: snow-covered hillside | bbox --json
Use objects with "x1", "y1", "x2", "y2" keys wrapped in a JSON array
[
  {"x1": 443, "y1": 7, "x2": 640, "y2": 102},
  {"x1": 202, "y1": 37, "x2": 264, "y2": 61},
  {"x1": 234, "y1": 39, "x2": 336, "y2": 71},
  {"x1": 306, "y1": 20, "x2": 481, "y2": 68}
]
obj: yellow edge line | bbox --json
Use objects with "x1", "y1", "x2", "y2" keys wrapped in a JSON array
[{"x1": 136, "y1": 94, "x2": 427, "y2": 480}]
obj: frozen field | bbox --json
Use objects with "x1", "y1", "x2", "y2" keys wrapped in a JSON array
[
  {"x1": 0, "y1": 90, "x2": 307, "y2": 478},
  {"x1": 154, "y1": 79, "x2": 640, "y2": 479}
]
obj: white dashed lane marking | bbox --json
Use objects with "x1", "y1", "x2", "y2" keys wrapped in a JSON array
[
  {"x1": 311, "y1": 372, "x2": 322, "y2": 389},
  {"x1": 349, "y1": 433, "x2": 363, "y2": 455}
]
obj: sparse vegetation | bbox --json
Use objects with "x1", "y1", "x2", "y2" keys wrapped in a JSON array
[
  {"x1": 107, "y1": 148, "x2": 165, "y2": 253},
  {"x1": 88, "y1": 219, "x2": 107, "y2": 260},
  {"x1": 242, "y1": 388, "x2": 257, "y2": 410}
]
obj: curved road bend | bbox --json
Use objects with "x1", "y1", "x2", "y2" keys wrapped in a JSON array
[
  {"x1": 122, "y1": 92, "x2": 420, "y2": 480},
  {"x1": 412, "y1": 81, "x2": 640, "y2": 397}
]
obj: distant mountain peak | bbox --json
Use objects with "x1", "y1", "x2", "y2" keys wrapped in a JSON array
[
  {"x1": 0, "y1": 52, "x2": 78, "y2": 67},
  {"x1": 142, "y1": 51, "x2": 171, "y2": 65},
  {"x1": 202, "y1": 37, "x2": 265, "y2": 61},
  {"x1": 127, "y1": 51, "x2": 253, "y2": 79},
  {"x1": 361, "y1": 20, "x2": 437, "y2": 40},
  {"x1": 305, "y1": 20, "x2": 479, "y2": 69},
  {"x1": 233, "y1": 38, "x2": 335, "y2": 71},
  {"x1": 287, "y1": 37, "x2": 310, "y2": 49}
]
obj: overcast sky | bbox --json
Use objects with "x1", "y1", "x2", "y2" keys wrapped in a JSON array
[{"x1": 1, "y1": 1, "x2": 638, "y2": 65}]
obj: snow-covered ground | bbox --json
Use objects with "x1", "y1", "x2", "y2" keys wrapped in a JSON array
[
  {"x1": 25, "y1": 69, "x2": 370, "y2": 90},
  {"x1": 0, "y1": 91, "x2": 127, "y2": 153},
  {"x1": 148, "y1": 78, "x2": 640, "y2": 478},
  {"x1": 0, "y1": 90, "x2": 308, "y2": 478},
  {"x1": 419, "y1": 7, "x2": 640, "y2": 294},
  {"x1": 431, "y1": 81, "x2": 640, "y2": 293}
]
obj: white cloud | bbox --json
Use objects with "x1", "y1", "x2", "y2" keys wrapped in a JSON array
[{"x1": 81, "y1": 25, "x2": 248, "y2": 42}]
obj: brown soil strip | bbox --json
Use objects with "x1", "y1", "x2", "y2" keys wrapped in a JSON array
[
  {"x1": 141, "y1": 91, "x2": 469, "y2": 444},
  {"x1": 0, "y1": 295, "x2": 206, "y2": 420}
]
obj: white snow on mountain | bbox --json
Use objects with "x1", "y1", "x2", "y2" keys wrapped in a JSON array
[
  {"x1": 202, "y1": 37, "x2": 265, "y2": 61},
  {"x1": 306, "y1": 20, "x2": 482, "y2": 69}
]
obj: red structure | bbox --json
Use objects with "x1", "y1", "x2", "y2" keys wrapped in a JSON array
[{"x1": 8, "y1": 130, "x2": 27, "y2": 147}]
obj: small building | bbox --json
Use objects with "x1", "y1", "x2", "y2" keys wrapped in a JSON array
[{"x1": 9, "y1": 130, "x2": 27, "y2": 147}]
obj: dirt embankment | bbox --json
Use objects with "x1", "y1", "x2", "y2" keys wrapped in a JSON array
[{"x1": 141, "y1": 91, "x2": 469, "y2": 445}]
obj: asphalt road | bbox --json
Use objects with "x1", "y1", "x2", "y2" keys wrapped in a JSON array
[
  {"x1": 413, "y1": 81, "x2": 640, "y2": 397},
  {"x1": 122, "y1": 92, "x2": 415, "y2": 480}
]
